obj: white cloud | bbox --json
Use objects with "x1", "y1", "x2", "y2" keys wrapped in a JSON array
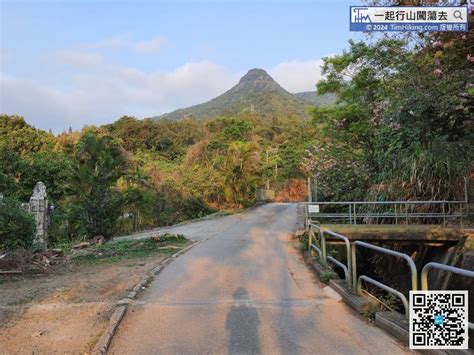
[
  {"x1": 89, "y1": 35, "x2": 167, "y2": 54},
  {"x1": 269, "y1": 59, "x2": 325, "y2": 93},
  {"x1": 0, "y1": 74, "x2": 88, "y2": 130},
  {"x1": 0, "y1": 56, "x2": 325, "y2": 133},
  {"x1": 49, "y1": 50, "x2": 103, "y2": 67},
  {"x1": 92, "y1": 35, "x2": 129, "y2": 49},
  {"x1": 0, "y1": 61, "x2": 239, "y2": 132},
  {"x1": 134, "y1": 37, "x2": 167, "y2": 53}
]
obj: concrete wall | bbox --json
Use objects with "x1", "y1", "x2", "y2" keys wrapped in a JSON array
[{"x1": 255, "y1": 189, "x2": 275, "y2": 202}]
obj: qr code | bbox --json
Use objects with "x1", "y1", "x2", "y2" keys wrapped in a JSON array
[{"x1": 410, "y1": 291, "x2": 468, "y2": 349}]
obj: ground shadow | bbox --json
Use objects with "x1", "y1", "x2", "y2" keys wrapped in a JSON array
[{"x1": 226, "y1": 287, "x2": 261, "y2": 354}]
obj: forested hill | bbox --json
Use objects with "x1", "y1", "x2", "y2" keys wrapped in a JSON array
[
  {"x1": 294, "y1": 91, "x2": 337, "y2": 106},
  {"x1": 2, "y1": 30, "x2": 472, "y2": 247},
  {"x1": 153, "y1": 68, "x2": 318, "y2": 120}
]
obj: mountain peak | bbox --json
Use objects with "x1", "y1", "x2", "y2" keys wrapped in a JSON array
[
  {"x1": 154, "y1": 68, "x2": 311, "y2": 120},
  {"x1": 234, "y1": 68, "x2": 282, "y2": 92},
  {"x1": 240, "y1": 68, "x2": 270, "y2": 80}
]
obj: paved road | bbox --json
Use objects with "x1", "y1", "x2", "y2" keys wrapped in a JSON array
[{"x1": 110, "y1": 203, "x2": 409, "y2": 354}]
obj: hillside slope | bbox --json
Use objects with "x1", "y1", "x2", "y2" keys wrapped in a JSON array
[
  {"x1": 154, "y1": 69, "x2": 311, "y2": 120},
  {"x1": 294, "y1": 91, "x2": 337, "y2": 107}
]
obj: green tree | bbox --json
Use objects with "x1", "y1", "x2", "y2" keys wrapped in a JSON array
[
  {"x1": 207, "y1": 117, "x2": 253, "y2": 150},
  {"x1": 0, "y1": 197, "x2": 36, "y2": 251},
  {"x1": 314, "y1": 33, "x2": 473, "y2": 201},
  {"x1": 0, "y1": 147, "x2": 24, "y2": 199},
  {"x1": 0, "y1": 115, "x2": 54, "y2": 155},
  {"x1": 223, "y1": 141, "x2": 261, "y2": 206},
  {"x1": 21, "y1": 152, "x2": 71, "y2": 202},
  {"x1": 62, "y1": 133, "x2": 127, "y2": 239}
]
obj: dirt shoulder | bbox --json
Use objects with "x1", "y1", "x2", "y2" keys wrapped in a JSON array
[{"x1": 0, "y1": 235, "x2": 190, "y2": 354}]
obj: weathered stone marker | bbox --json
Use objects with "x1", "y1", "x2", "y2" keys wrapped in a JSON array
[{"x1": 22, "y1": 182, "x2": 49, "y2": 249}]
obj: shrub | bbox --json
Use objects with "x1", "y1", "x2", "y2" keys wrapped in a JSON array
[
  {"x1": 320, "y1": 270, "x2": 338, "y2": 284},
  {"x1": 0, "y1": 197, "x2": 36, "y2": 251},
  {"x1": 275, "y1": 179, "x2": 307, "y2": 202},
  {"x1": 181, "y1": 196, "x2": 214, "y2": 220}
]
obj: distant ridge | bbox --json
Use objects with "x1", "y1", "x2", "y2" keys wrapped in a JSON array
[
  {"x1": 153, "y1": 68, "x2": 333, "y2": 121},
  {"x1": 294, "y1": 91, "x2": 337, "y2": 107}
]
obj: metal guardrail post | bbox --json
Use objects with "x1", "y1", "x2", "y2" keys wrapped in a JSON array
[
  {"x1": 405, "y1": 202, "x2": 408, "y2": 225},
  {"x1": 351, "y1": 243, "x2": 357, "y2": 292},
  {"x1": 353, "y1": 241, "x2": 418, "y2": 292},
  {"x1": 394, "y1": 203, "x2": 398, "y2": 224},
  {"x1": 323, "y1": 230, "x2": 352, "y2": 288},
  {"x1": 320, "y1": 230, "x2": 327, "y2": 265},
  {"x1": 319, "y1": 229, "x2": 327, "y2": 264},
  {"x1": 305, "y1": 204, "x2": 309, "y2": 230},
  {"x1": 358, "y1": 275, "x2": 410, "y2": 318},
  {"x1": 421, "y1": 262, "x2": 474, "y2": 291},
  {"x1": 328, "y1": 256, "x2": 350, "y2": 286},
  {"x1": 309, "y1": 224, "x2": 352, "y2": 285},
  {"x1": 308, "y1": 223, "x2": 324, "y2": 262},
  {"x1": 442, "y1": 203, "x2": 446, "y2": 226},
  {"x1": 353, "y1": 203, "x2": 357, "y2": 225},
  {"x1": 310, "y1": 243, "x2": 322, "y2": 259},
  {"x1": 350, "y1": 241, "x2": 418, "y2": 319}
]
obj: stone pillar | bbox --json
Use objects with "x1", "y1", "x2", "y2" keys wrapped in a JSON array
[{"x1": 29, "y1": 182, "x2": 49, "y2": 249}]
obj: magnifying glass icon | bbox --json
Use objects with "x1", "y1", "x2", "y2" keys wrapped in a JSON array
[{"x1": 453, "y1": 10, "x2": 463, "y2": 20}]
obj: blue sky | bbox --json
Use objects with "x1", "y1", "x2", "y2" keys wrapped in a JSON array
[{"x1": 0, "y1": 0, "x2": 362, "y2": 132}]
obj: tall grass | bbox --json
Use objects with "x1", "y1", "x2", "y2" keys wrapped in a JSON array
[{"x1": 368, "y1": 138, "x2": 471, "y2": 202}]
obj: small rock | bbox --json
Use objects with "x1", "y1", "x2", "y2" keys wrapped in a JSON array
[
  {"x1": 50, "y1": 248, "x2": 64, "y2": 257},
  {"x1": 92, "y1": 235, "x2": 106, "y2": 245},
  {"x1": 31, "y1": 330, "x2": 48, "y2": 338}
]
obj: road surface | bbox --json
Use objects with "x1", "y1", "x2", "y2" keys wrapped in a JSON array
[{"x1": 110, "y1": 203, "x2": 409, "y2": 354}]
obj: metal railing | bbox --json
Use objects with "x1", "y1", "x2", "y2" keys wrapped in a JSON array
[
  {"x1": 421, "y1": 262, "x2": 474, "y2": 330},
  {"x1": 304, "y1": 200, "x2": 467, "y2": 226},
  {"x1": 324, "y1": 230, "x2": 352, "y2": 288},
  {"x1": 308, "y1": 223, "x2": 324, "y2": 261},
  {"x1": 307, "y1": 223, "x2": 473, "y2": 320},
  {"x1": 352, "y1": 241, "x2": 418, "y2": 318},
  {"x1": 352, "y1": 241, "x2": 418, "y2": 291},
  {"x1": 308, "y1": 223, "x2": 352, "y2": 288},
  {"x1": 357, "y1": 275, "x2": 409, "y2": 317}
]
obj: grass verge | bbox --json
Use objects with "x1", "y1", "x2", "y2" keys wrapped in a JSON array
[{"x1": 71, "y1": 234, "x2": 189, "y2": 264}]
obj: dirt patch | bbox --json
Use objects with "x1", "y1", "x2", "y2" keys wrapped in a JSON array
[{"x1": 0, "y1": 237, "x2": 189, "y2": 354}]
